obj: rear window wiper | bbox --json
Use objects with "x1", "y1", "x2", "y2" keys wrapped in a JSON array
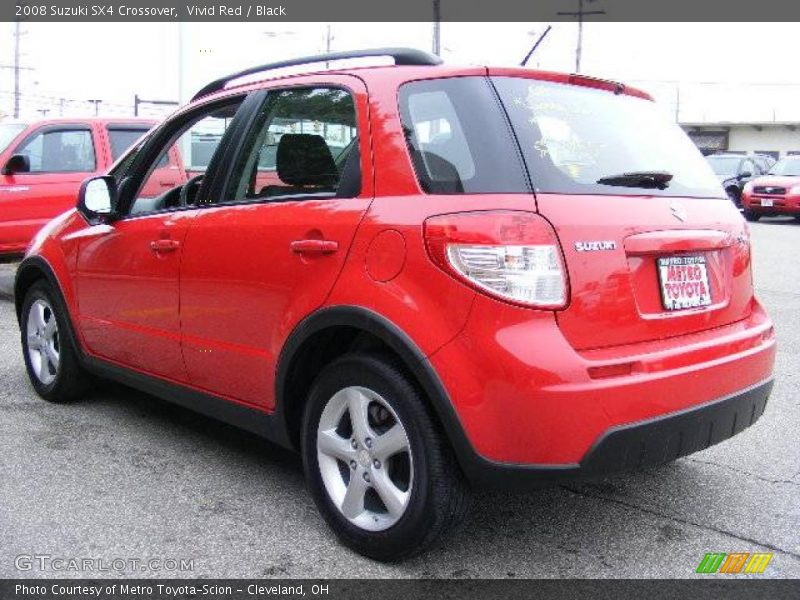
[{"x1": 596, "y1": 171, "x2": 673, "y2": 190}]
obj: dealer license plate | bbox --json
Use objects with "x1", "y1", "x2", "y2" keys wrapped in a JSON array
[
  {"x1": 760, "y1": 198, "x2": 774, "y2": 207},
  {"x1": 657, "y1": 255, "x2": 712, "y2": 311}
]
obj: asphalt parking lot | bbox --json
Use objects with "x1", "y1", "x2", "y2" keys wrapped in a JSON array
[{"x1": 0, "y1": 218, "x2": 798, "y2": 579}]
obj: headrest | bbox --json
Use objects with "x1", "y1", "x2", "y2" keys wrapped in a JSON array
[{"x1": 276, "y1": 134, "x2": 337, "y2": 186}]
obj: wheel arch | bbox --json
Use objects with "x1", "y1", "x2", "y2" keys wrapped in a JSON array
[
  {"x1": 14, "y1": 257, "x2": 63, "y2": 323},
  {"x1": 275, "y1": 306, "x2": 476, "y2": 473},
  {"x1": 14, "y1": 255, "x2": 87, "y2": 364}
]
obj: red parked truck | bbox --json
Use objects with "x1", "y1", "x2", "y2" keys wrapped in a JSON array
[
  {"x1": 14, "y1": 49, "x2": 775, "y2": 560},
  {"x1": 0, "y1": 118, "x2": 185, "y2": 258}
]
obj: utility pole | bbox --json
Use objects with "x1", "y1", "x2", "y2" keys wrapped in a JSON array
[
  {"x1": 432, "y1": 0, "x2": 441, "y2": 56},
  {"x1": 37, "y1": 108, "x2": 48, "y2": 117},
  {"x1": 58, "y1": 98, "x2": 66, "y2": 116},
  {"x1": 675, "y1": 84, "x2": 681, "y2": 122},
  {"x1": 324, "y1": 24, "x2": 333, "y2": 68},
  {"x1": 14, "y1": 22, "x2": 22, "y2": 118},
  {"x1": 557, "y1": 0, "x2": 605, "y2": 73},
  {"x1": 87, "y1": 99, "x2": 102, "y2": 116}
]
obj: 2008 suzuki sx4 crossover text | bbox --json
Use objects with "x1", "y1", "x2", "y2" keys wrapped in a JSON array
[{"x1": 15, "y1": 49, "x2": 775, "y2": 560}]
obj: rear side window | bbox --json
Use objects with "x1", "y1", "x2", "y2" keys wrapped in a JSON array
[
  {"x1": 493, "y1": 77, "x2": 724, "y2": 198},
  {"x1": 398, "y1": 78, "x2": 529, "y2": 194},
  {"x1": 107, "y1": 127, "x2": 150, "y2": 161},
  {"x1": 15, "y1": 128, "x2": 96, "y2": 173}
]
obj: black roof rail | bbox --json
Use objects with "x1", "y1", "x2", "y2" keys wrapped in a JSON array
[{"x1": 191, "y1": 47, "x2": 442, "y2": 101}]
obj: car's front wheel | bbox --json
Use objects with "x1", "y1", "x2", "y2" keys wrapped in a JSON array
[
  {"x1": 21, "y1": 281, "x2": 91, "y2": 403},
  {"x1": 302, "y1": 354, "x2": 471, "y2": 561},
  {"x1": 743, "y1": 209, "x2": 761, "y2": 222}
]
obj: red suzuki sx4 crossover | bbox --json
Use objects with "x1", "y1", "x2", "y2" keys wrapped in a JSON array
[{"x1": 14, "y1": 49, "x2": 776, "y2": 560}]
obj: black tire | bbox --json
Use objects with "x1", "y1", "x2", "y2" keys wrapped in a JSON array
[
  {"x1": 301, "y1": 353, "x2": 471, "y2": 561},
  {"x1": 20, "y1": 280, "x2": 91, "y2": 403},
  {"x1": 743, "y1": 210, "x2": 761, "y2": 222},
  {"x1": 727, "y1": 187, "x2": 742, "y2": 208}
]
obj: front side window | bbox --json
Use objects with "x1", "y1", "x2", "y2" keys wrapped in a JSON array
[
  {"x1": 118, "y1": 98, "x2": 244, "y2": 216},
  {"x1": 398, "y1": 77, "x2": 529, "y2": 194},
  {"x1": 226, "y1": 87, "x2": 359, "y2": 203},
  {"x1": 494, "y1": 77, "x2": 725, "y2": 198},
  {"x1": 15, "y1": 128, "x2": 96, "y2": 173}
]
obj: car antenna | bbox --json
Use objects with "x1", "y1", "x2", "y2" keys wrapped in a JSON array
[{"x1": 520, "y1": 26, "x2": 553, "y2": 67}]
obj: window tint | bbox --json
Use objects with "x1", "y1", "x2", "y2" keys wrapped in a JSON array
[
  {"x1": 399, "y1": 77, "x2": 529, "y2": 194},
  {"x1": 494, "y1": 77, "x2": 724, "y2": 198},
  {"x1": 227, "y1": 87, "x2": 359, "y2": 202},
  {"x1": 107, "y1": 127, "x2": 150, "y2": 161},
  {"x1": 16, "y1": 128, "x2": 95, "y2": 173}
]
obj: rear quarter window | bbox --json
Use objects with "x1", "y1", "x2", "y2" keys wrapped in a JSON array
[
  {"x1": 107, "y1": 127, "x2": 150, "y2": 161},
  {"x1": 398, "y1": 77, "x2": 529, "y2": 194}
]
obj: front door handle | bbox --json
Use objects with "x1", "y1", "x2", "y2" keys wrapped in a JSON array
[
  {"x1": 290, "y1": 239, "x2": 339, "y2": 255},
  {"x1": 150, "y1": 239, "x2": 180, "y2": 253}
]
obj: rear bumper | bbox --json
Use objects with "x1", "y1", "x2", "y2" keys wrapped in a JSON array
[
  {"x1": 461, "y1": 377, "x2": 772, "y2": 489},
  {"x1": 429, "y1": 295, "x2": 776, "y2": 489}
]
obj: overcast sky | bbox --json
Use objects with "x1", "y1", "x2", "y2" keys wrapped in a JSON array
[{"x1": 2, "y1": 22, "x2": 800, "y2": 122}]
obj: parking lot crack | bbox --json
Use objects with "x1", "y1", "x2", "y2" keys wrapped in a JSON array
[
  {"x1": 560, "y1": 485, "x2": 800, "y2": 560},
  {"x1": 685, "y1": 457, "x2": 800, "y2": 487}
]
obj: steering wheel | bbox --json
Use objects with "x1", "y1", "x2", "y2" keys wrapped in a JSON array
[{"x1": 179, "y1": 174, "x2": 205, "y2": 207}]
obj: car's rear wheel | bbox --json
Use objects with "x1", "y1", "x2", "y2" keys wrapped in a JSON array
[
  {"x1": 302, "y1": 353, "x2": 471, "y2": 561},
  {"x1": 21, "y1": 281, "x2": 91, "y2": 403},
  {"x1": 743, "y1": 209, "x2": 761, "y2": 222}
]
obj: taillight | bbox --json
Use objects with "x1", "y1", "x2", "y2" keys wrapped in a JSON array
[{"x1": 424, "y1": 211, "x2": 569, "y2": 309}]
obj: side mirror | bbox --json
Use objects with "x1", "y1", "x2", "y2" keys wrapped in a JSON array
[
  {"x1": 77, "y1": 176, "x2": 117, "y2": 223},
  {"x1": 2, "y1": 154, "x2": 30, "y2": 176},
  {"x1": 738, "y1": 171, "x2": 752, "y2": 179}
]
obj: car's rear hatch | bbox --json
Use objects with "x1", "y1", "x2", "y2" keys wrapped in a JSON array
[
  {"x1": 491, "y1": 71, "x2": 754, "y2": 350},
  {"x1": 537, "y1": 194, "x2": 751, "y2": 349}
]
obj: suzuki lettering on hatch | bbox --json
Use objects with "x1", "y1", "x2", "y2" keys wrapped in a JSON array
[{"x1": 657, "y1": 255, "x2": 712, "y2": 311}]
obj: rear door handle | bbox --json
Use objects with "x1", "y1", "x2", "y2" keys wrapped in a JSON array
[
  {"x1": 150, "y1": 239, "x2": 180, "y2": 253},
  {"x1": 290, "y1": 239, "x2": 339, "y2": 255}
]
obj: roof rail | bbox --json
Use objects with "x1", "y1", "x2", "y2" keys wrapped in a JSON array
[{"x1": 191, "y1": 47, "x2": 443, "y2": 101}]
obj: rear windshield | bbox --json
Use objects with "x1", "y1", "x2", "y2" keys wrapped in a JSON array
[
  {"x1": 398, "y1": 77, "x2": 529, "y2": 194},
  {"x1": 493, "y1": 77, "x2": 725, "y2": 198}
]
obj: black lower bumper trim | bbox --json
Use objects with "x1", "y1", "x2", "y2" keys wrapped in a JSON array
[{"x1": 464, "y1": 378, "x2": 773, "y2": 490}]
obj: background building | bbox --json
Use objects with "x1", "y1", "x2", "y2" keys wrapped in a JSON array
[{"x1": 682, "y1": 121, "x2": 800, "y2": 159}]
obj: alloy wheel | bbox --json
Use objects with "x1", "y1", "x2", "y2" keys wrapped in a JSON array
[
  {"x1": 26, "y1": 298, "x2": 60, "y2": 386},
  {"x1": 316, "y1": 386, "x2": 413, "y2": 532}
]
